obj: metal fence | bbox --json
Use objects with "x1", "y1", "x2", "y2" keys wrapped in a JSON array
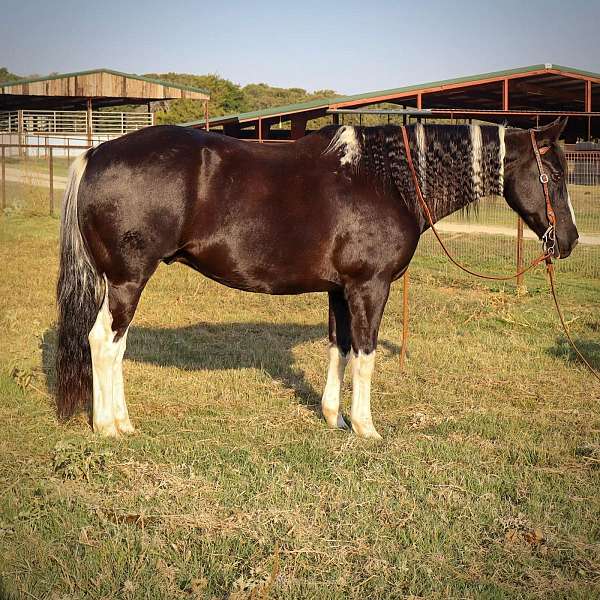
[
  {"x1": 416, "y1": 150, "x2": 600, "y2": 279},
  {"x1": 0, "y1": 109, "x2": 153, "y2": 136},
  {"x1": 1, "y1": 143, "x2": 599, "y2": 279}
]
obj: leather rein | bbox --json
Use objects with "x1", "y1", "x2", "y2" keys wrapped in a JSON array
[{"x1": 399, "y1": 125, "x2": 600, "y2": 384}]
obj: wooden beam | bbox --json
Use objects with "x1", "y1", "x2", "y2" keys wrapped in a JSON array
[
  {"x1": 585, "y1": 80, "x2": 592, "y2": 112},
  {"x1": 511, "y1": 79, "x2": 584, "y2": 105},
  {"x1": 503, "y1": 79, "x2": 509, "y2": 111},
  {"x1": 290, "y1": 115, "x2": 308, "y2": 140}
]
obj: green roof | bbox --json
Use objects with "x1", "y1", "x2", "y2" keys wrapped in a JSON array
[
  {"x1": 0, "y1": 68, "x2": 210, "y2": 97},
  {"x1": 182, "y1": 63, "x2": 600, "y2": 127}
]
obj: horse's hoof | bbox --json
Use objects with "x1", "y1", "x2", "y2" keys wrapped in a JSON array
[
  {"x1": 351, "y1": 422, "x2": 383, "y2": 440},
  {"x1": 324, "y1": 411, "x2": 349, "y2": 430},
  {"x1": 94, "y1": 422, "x2": 120, "y2": 437},
  {"x1": 116, "y1": 420, "x2": 136, "y2": 435}
]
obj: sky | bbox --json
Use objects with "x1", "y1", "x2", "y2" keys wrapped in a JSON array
[{"x1": 1, "y1": 0, "x2": 599, "y2": 94}]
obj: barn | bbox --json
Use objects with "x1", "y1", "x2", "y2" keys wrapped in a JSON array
[
  {"x1": 0, "y1": 68, "x2": 209, "y2": 149},
  {"x1": 185, "y1": 63, "x2": 599, "y2": 144}
]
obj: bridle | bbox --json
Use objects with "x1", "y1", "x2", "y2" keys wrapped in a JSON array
[
  {"x1": 530, "y1": 129, "x2": 560, "y2": 259},
  {"x1": 399, "y1": 124, "x2": 600, "y2": 384}
]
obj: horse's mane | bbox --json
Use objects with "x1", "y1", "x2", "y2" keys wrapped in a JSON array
[{"x1": 320, "y1": 123, "x2": 506, "y2": 225}]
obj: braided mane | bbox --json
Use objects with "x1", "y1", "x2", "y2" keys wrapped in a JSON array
[{"x1": 322, "y1": 123, "x2": 506, "y2": 228}]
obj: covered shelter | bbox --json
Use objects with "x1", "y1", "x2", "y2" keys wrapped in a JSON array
[
  {"x1": 185, "y1": 64, "x2": 599, "y2": 143},
  {"x1": 0, "y1": 68, "x2": 210, "y2": 143}
]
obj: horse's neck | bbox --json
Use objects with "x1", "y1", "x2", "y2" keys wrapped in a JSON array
[{"x1": 402, "y1": 124, "x2": 505, "y2": 226}]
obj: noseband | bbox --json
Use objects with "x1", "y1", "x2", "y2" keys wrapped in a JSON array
[{"x1": 530, "y1": 129, "x2": 560, "y2": 258}]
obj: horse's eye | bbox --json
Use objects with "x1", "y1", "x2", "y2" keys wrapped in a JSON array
[{"x1": 550, "y1": 170, "x2": 562, "y2": 182}]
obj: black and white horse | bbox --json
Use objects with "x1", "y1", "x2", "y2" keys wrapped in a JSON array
[{"x1": 56, "y1": 118, "x2": 578, "y2": 438}]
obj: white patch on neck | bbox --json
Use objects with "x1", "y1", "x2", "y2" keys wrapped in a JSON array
[
  {"x1": 324, "y1": 125, "x2": 361, "y2": 167},
  {"x1": 567, "y1": 190, "x2": 577, "y2": 226},
  {"x1": 470, "y1": 125, "x2": 483, "y2": 197},
  {"x1": 416, "y1": 123, "x2": 427, "y2": 195},
  {"x1": 498, "y1": 126, "x2": 506, "y2": 193}
]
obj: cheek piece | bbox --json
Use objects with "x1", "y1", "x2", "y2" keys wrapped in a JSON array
[{"x1": 530, "y1": 131, "x2": 559, "y2": 258}]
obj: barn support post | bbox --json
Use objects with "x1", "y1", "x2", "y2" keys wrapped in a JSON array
[
  {"x1": 399, "y1": 270, "x2": 410, "y2": 371},
  {"x1": 258, "y1": 117, "x2": 263, "y2": 143},
  {"x1": 48, "y1": 146, "x2": 54, "y2": 216},
  {"x1": 1, "y1": 146, "x2": 5, "y2": 211},
  {"x1": 17, "y1": 110, "x2": 24, "y2": 157},
  {"x1": 291, "y1": 115, "x2": 308, "y2": 140},
  {"x1": 86, "y1": 98, "x2": 93, "y2": 146},
  {"x1": 204, "y1": 100, "x2": 210, "y2": 132},
  {"x1": 585, "y1": 80, "x2": 592, "y2": 141},
  {"x1": 503, "y1": 78, "x2": 509, "y2": 111}
]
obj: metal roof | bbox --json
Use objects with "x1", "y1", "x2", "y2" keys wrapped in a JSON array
[
  {"x1": 183, "y1": 63, "x2": 600, "y2": 128},
  {"x1": 0, "y1": 68, "x2": 210, "y2": 96}
]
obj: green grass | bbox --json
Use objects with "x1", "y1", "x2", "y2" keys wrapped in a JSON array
[{"x1": 1, "y1": 214, "x2": 599, "y2": 599}]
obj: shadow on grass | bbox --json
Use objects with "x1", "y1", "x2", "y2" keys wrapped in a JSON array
[
  {"x1": 547, "y1": 335, "x2": 600, "y2": 370},
  {"x1": 42, "y1": 321, "x2": 400, "y2": 414}
]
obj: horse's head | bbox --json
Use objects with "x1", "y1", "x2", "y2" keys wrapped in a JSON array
[{"x1": 504, "y1": 117, "x2": 578, "y2": 258}]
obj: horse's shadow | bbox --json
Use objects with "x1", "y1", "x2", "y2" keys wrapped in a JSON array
[
  {"x1": 41, "y1": 321, "x2": 400, "y2": 412},
  {"x1": 546, "y1": 335, "x2": 600, "y2": 371}
]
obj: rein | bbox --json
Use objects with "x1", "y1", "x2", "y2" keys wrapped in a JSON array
[{"x1": 399, "y1": 125, "x2": 600, "y2": 384}]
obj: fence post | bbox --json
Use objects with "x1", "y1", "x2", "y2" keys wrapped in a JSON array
[
  {"x1": 400, "y1": 269, "x2": 410, "y2": 370},
  {"x1": 1, "y1": 146, "x2": 5, "y2": 211},
  {"x1": 516, "y1": 217, "x2": 524, "y2": 290},
  {"x1": 48, "y1": 146, "x2": 54, "y2": 216}
]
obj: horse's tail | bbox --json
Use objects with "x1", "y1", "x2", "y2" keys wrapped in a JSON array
[{"x1": 56, "y1": 149, "x2": 104, "y2": 420}]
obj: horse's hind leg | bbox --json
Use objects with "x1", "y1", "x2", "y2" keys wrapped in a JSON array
[
  {"x1": 321, "y1": 290, "x2": 351, "y2": 430},
  {"x1": 345, "y1": 279, "x2": 390, "y2": 439},
  {"x1": 88, "y1": 277, "x2": 146, "y2": 436}
]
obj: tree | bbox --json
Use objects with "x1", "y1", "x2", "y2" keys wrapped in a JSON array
[{"x1": 0, "y1": 67, "x2": 21, "y2": 83}]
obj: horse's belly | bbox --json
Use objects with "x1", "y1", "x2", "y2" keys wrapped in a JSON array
[{"x1": 173, "y1": 241, "x2": 338, "y2": 295}]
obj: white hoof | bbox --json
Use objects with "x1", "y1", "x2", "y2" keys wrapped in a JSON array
[
  {"x1": 323, "y1": 410, "x2": 350, "y2": 429},
  {"x1": 116, "y1": 419, "x2": 135, "y2": 435},
  {"x1": 351, "y1": 421, "x2": 383, "y2": 440},
  {"x1": 94, "y1": 423, "x2": 119, "y2": 437},
  {"x1": 323, "y1": 409, "x2": 349, "y2": 430},
  {"x1": 94, "y1": 422, "x2": 120, "y2": 437}
]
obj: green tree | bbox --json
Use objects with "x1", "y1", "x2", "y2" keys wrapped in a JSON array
[{"x1": 0, "y1": 67, "x2": 21, "y2": 83}]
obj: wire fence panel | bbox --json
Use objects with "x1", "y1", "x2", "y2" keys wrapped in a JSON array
[{"x1": 416, "y1": 151, "x2": 600, "y2": 279}]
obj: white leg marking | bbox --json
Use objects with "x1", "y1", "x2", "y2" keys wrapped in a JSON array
[
  {"x1": 112, "y1": 328, "x2": 134, "y2": 434},
  {"x1": 350, "y1": 350, "x2": 381, "y2": 439},
  {"x1": 470, "y1": 125, "x2": 483, "y2": 198},
  {"x1": 567, "y1": 190, "x2": 577, "y2": 226},
  {"x1": 325, "y1": 125, "x2": 361, "y2": 166},
  {"x1": 321, "y1": 345, "x2": 349, "y2": 430},
  {"x1": 88, "y1": 283, "x2": 119, "y2": 436},
  {"x1": 416, "y1": 122, "x2": 427, "y2": 197},
  {"x1": 498, "y1": 126, "x2": 506, "y2": 192}
]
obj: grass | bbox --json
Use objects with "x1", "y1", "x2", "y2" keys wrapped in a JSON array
[{"x1": 1, "y1": 213, "x2": 599, "y2": 599}]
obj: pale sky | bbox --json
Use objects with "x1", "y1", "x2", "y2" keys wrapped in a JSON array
[{"x1": 1, "y1": 0, "x2": 599, "y2": 94}]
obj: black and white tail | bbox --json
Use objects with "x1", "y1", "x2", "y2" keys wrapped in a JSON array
[{"x1": 56, "y1": 150, "x2": 104, "y2": 419}]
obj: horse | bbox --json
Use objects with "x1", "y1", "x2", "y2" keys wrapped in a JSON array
[{"x1": 55, "y1": 117, "x2": 578, "y2": 438}]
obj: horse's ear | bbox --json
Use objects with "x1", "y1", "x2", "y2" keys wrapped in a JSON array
[{"x1": 535, "y1": 117, "x2": 568, "y2": 145}]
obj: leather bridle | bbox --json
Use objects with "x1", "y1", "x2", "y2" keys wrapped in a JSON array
[{"x1": 530, "y1": 129, "x2": 560, "y2": 259}]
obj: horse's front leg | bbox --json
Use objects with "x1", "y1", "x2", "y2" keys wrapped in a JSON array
[
  {"x1": 321, "y1": 290, "x2": 351, "y2": 430},
  {"x1": 345, "y1": 278, "x2": 390, "y2": 439}
]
